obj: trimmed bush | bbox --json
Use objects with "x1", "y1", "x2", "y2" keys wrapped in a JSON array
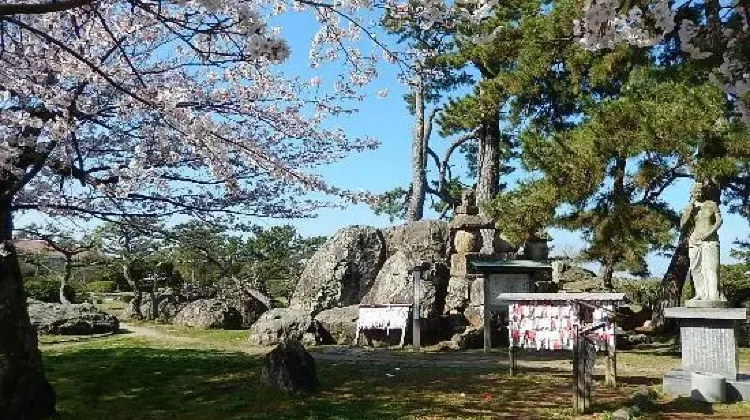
[
  {"x1": 87, "y1": 280, "x2": 118, "y2": 293},
  {"x1": 25, "y1": 276, "x2": 76, "y2": 303}
]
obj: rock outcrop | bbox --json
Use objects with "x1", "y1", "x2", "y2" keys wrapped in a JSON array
[
  {"x1": 172, "y1": 298, "x2": 244, "y2": 329},
  {"x1": 314, "y1": 305, "x2": 359, "y2": 344},
  {"x1": 383, "y1": 220, "x2": 450, "y2": 262},
  {"x1": 248, "y1": 308, "x2": 319, "y2": 346},
  {"x1": 290, "y1": 226, "x2": 385, "y2": 315},
  {"x1": 28, "y1": 300, "x2": 119, "y2": 335},
  {"x1": 262, "y1": 340, "x2": 319, "y2": 393},
  {"x1": 361, "y1": 251, "x2": 448, "y2": 318},
  {"x1": 552, "y1": 262, "x2": 600, "y2": 291}
]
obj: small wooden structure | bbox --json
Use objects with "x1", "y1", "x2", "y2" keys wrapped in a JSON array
[
  {"x1": 497, "y1": 292, "x2": 625, "y2": 414},
  {"x1": 468, "y1": 259, "x2": 553, "y2": 353}
]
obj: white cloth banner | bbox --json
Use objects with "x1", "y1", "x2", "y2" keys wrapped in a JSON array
[{"x1": 355, "y1": 306, "x2": 410, "y2": 346}]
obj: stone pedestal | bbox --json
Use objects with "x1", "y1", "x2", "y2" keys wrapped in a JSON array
[{"x1": 663, "y1": 307, "x2": 750, "y2": 401}]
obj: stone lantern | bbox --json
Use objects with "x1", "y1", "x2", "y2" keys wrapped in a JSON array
[{"x1": 445, "y1": 189, "x2": 494, "y2": 313}]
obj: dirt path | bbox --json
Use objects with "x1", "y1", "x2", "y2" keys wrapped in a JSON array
[{"x1": 118, "y1": 322, "x2": 178, "y2": 340}]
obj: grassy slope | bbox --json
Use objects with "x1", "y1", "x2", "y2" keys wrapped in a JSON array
[{"x1": 40, "y1": 326, "x2": 750, "y2": 420}]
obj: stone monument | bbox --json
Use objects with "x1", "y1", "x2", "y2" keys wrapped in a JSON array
[
  {"x1": 663, "y1": 182, "x2": 749, "y2": 401},
  {"x1": 681, "y1": 182, "x2": 727, "y2": 308},
  {"x1": 445, "y1": 189, "x2": 494, "y2": 316}
]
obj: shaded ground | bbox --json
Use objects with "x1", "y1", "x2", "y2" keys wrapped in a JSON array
[{"x1": 39, "y1": 322, "x2": 750, "y2": 419}]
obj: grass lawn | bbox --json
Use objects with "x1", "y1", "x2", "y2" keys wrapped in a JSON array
[{"x1": 40, "y1": 327, "x2": 750, "y2": 419}]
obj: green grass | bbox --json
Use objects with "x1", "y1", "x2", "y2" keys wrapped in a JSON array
[
  {"x1": 40, "y1": 329, "x2": 750, "y2": 419},
  {"x1": 43, "y1": 334, "x2": 585, "y2": 420}
]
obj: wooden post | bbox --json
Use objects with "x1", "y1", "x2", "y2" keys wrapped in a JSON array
[
  {"x1": 412, "y1": 267, "x2": 421, "y2": 352},
  {"x1": 572, "y1": 324, "x2": 580, "y2": 414},
  {"x1": 509, "y1": 345, "x2": 517, "y2": 376},
  {"x1": 584, "y1": 338, "x2": 593, "y2": 412},
  {"x1": 483, "y1": 276, "x2": 491, "y2": 353},
  {"x1": 606, "y1": 303, "x2": 618, "y2": 386}
]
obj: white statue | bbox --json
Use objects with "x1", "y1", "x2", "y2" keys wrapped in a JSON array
[{"x1": 680, "y1": 182, "x2": 726, "y2": 306}]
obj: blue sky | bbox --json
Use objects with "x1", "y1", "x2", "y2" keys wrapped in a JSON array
[{"x1": 250, "y1": 11, "x2": 750, "y2": 277}]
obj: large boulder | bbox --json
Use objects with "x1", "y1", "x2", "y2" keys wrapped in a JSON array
[
  {"x1": 180, "y1": 283, "x2": 219, "y2": 301},
  {"x1": 248, "y1": 308, "x2": 318, "y2": 346},
  {"x1": 361, "y1": 251, "x2": 449, "y2": 318},
  {"x1": 552, "y1": 262, "x2": 600, "y2": 291},
  {"x1": 28, "y1": 300, "x2": 119, "y2": 335},
  {"x1": 172, "y1": 298, "x2": 243, "y2": 329},
  {"x1": 290, "y1": 226, "x2": 385, "y2": 314},
  {"x1": 122, "y1": 291, "x2": 188, "y2": 321},
  {"x1": 383, "y1": 220, "x2": 450, "y2": 262},
  {"x1": 217, "y1": 277, "x2": 270, "y2": 327},
  {"x1": 262, "y1": 340, "x2": 319, "y2": 394},
  {"x1": 314, "y1": 305, "x2": 359, "y2": 344}
]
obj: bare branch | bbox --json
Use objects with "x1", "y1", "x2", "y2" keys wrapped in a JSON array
[{"x1": 0, "y1": 0, "x2": 94, "y2": 16}]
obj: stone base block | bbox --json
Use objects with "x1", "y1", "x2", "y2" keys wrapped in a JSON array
[
  {"x1": 665, "y1": 307, "x2": 747, "y2": 379},
  {"x1": 445, "y1": 277, "x2": 470, "y2": 313},
  {"x1": 685, "y1": 299, "x2": 731, "y2": 309},
  {"x1": 450, "y1": 253, "x2": 483, "y2": 277},
  {"x1": 664, "y1": 370, "x2": 750, "y2": 402}
]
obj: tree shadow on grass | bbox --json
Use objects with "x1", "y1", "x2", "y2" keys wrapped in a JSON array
[
  {"x1": 658, "y1": 397, "x2": 715, "y2": 416},
  {"x1": 44, "y1": 346, "x2": 638, "y2": 420}
]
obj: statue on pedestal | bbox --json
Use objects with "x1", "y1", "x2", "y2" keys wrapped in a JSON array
[{"x1": 680, "y1": 182, "x2": 726, "y2": 307}]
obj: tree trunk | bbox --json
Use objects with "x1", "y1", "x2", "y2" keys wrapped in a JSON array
[
  {"x1": 599, "y1": 259, "x2": 615, "y2": 291},
  {"x1": 123, "y1": 263, "x2": 142, "y2": 319},
  {"x1": 0, "y1": 203, "x2": 56, "y2": 419},
  {"x1": 476, "y1": 116, "x2": 500, "y2": 254},
  {"x1": 406, "y1": 74, "x2": 427, "y2": 222},
  {"x1": 150, "y1": 276, "x2": 159, "y2": 320},
  {"x1": 653, "y1": 232, "x2": 690, "y2": 331},
  {"x1": 59, "y1": 257, "x2": 72, "y2": 305}
]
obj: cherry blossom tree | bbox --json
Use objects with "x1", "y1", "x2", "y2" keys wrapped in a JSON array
[{"x1": 0, "y1": 1, "x2": 499, "y2": 417}]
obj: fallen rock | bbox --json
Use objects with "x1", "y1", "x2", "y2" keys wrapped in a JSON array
[
  {"x1": 28, "y1": 299, "x2": 119, "y2": 335},
  {"x1": 361, "y1": 251, "x2": 448, "y2": 318},
  {"x1": 436, "y1": 340, "x2": 460, "y2": 352},
  {"x1": 450, "y1": 328, "x2": 484, "y2": 349},
  {"x1": 612, "y1": 407, "x2": 633, "y2": 420},
  {"x1": 248, "y1": 308, "x2": 318, "y2": 346},
  {"x1": 290, "y1": 226, "x2": 386, "y2": 314},
  {"x1": 262, "y1": 340, "x2": 319, "y2": 394},
  {"x1": 172, "y1": 298, "x2": 243, "y2": 329},
  {"x1": 383, "y1": 220, "x2": 450, "y2": 262},
  {"x1": 617, "y1": 304, "x2": 653, "y2": 332},
  {"x1": 217, "y1": 277, "x2": 270, "y2": 327},
  {"x1": 314, "y1": 305, "x2": 359, "y2": 345}
]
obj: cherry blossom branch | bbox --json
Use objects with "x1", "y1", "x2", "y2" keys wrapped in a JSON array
[{"x1": 2, "y1": 16, "x2": 153, "y2": 107}]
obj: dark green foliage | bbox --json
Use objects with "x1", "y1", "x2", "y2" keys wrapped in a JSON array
[
  {"x1": 24, "y1": 276, "x2": 76, "y2": 303},
  {"x1": 170, "y1": 222, "x2": 325, "y2": 303},
  {"x1": 371, "y1": 188, "x2": 409, "y2": 222},
  {"x1": 86, "y1": 281, "x2": 117, "y2": 293},
  {"x1": 616, "y1": 278, "x2": 662, "y2": 310},
  {"x1": 721, "y1": 263, "x2": 750, "y2": 306}
]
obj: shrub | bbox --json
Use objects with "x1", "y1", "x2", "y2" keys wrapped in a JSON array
[
  {"x1": 25, "y1": 276, "x2": 76, "y2": 303},
  {"x1": 722, "y1": 263, "x2": 750, "y2": 305},
  {"x1": 86, "y1": 280, "x2": 117, "y2": 293},
  {"x1": 616, "y1": 278, "x2": 662, "y2": 309}
]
